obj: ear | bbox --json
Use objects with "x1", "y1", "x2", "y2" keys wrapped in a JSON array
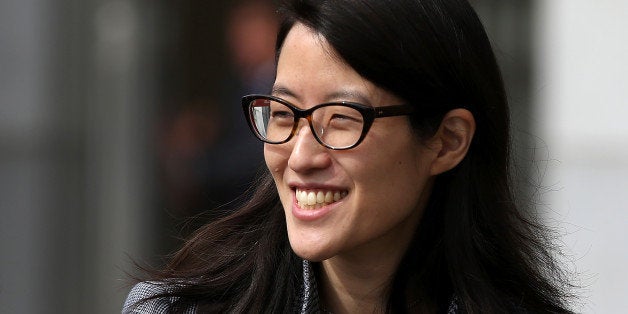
[{"x1": 428, "y1": 109, "x2": 476, "y2": 175}]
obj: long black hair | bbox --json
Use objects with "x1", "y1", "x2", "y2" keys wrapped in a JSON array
[{"x1": 134, "y1": 0, "x2": 573, "y2": 312}]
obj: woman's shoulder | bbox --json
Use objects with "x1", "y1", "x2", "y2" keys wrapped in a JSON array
[{"x1": 122, "y1": 281, "x2": 196, "y2": 314}]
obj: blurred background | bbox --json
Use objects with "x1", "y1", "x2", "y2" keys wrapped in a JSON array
[{"x1": 0, "y1": 0, "x2": 626, "y2": 313}]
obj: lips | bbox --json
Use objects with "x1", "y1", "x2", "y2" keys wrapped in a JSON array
[{"x1": 295, "y1": 188, "x2": 348, "y2": 209}]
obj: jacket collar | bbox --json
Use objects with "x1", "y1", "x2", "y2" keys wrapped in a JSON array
[
  {"x1": 299, "y1": 260, "x2": 320, "y2": 313},
  {"x1": 298, "y1": 260, "x2": 459, "y2": 313}
]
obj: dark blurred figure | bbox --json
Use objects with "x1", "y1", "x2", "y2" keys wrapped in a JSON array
[
  {"x1": 225, "y1": 0, "x2": 278, "y2": 95},
  {"x1": 159, "y1": 0, "x2": 278, "y2": 219}
]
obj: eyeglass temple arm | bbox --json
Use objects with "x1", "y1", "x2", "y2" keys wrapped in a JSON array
[
  {"x1": 374, "y1": 105, "x2": 416, "y2": 118},
  {"x1": 375, "y1": 103, "x2": 455, "y2": 118}
]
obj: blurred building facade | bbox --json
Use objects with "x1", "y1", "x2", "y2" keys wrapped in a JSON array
[
  {"x1": 534, "y1": 1, "x2": 628, "y2": 312},
  {"x1": 1, "y1": 0, "x2": 163, "y2": 312},
  {"x1": 1, "y1": 0, "x2": 626, "y2": 313}
]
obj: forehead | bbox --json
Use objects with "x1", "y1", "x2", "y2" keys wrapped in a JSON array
[
  {"x1": 277, "y1": 23, "x2": 345, "y2": 72},
  {"x1": 274, "y1": 23, "x2": 379, "y2": 104}
]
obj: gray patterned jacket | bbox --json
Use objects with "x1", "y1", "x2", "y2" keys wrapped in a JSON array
[{"x1": 122, "y1": 260, "x2": 459, "y2": 313}]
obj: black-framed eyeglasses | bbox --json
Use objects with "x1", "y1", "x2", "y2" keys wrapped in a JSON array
[{"x1": 242, "y1": 94, "x2": 415, "y2": 150}]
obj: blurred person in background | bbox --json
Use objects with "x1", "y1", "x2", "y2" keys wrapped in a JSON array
[{"x1": 159, "y1": 0, "x2": 277, "y2": 219}]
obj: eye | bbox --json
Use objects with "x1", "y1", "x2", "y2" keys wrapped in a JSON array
[
  {"x1": 331, "y1": 113, "x2": 361, "y2": 123},
  {"x1": 268, "y1": 100, "x2": 294, "y2": 120},
  {"x1": 268, "y1": 106, "x2": 295, "y2": 128},
  {"x1": 271, "y1": 110, "x2": 293, "y2": 119}
]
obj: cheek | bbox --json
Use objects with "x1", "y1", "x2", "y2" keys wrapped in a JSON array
[
  {"x1": 264, "y1": 144, "x2": 288, "y2": 174},
  {"x1": 264, "y1": 145, "x2": 292, "y2": 207},
  {"x1": 349, "y1": 144, "x2": 432, "y2": 206},
  {"x1": 264, "y1": 144, "x2": 296, "y2": 207},
  {"x1": 362, "y1": 160, "x2": 424, "y2": 199}
]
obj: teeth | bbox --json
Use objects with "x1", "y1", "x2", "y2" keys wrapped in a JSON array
[
  {"x1": 307, "y1": 192, "x2": 316, "y2": 205},
  {"x1": 296, "y1": 188, "x2": 347, "y2": 209},
  {"x1": 324, "y1": 191, "x2": 333, "y2": 203},
  {"x1": 316, "y1": 191, "x2": 324, "y2": 203}
]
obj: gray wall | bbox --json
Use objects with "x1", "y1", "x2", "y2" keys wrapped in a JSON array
[
  {"x1": 1, "y1": 0, "x2": 159, "y2": 312},
  {"x1": 534, "y1": 1, "x2": 628, "y2": 312}
]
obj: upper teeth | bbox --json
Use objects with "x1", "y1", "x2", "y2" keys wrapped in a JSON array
[{"x1": 296, "y1": 189, "x2": 347, "y2": 207}]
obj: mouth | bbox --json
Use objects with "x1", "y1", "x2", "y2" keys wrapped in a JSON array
[{"x1": 295, "y1": 188, "x2": 348, "y2": 210}]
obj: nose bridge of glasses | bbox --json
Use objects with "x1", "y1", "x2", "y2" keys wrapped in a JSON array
[
  {"x1": 289, "y1": 116, "x2": 328, "y2": 152},
  {"x1": 292, "y1": 105, "x2": 335, "y2": 148},
  {"x1": 293, "y1": 114, "x2": 316, "y2": 138}
]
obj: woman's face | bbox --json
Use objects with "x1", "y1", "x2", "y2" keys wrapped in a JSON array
[{"x1": 265, "y1": 23, "x2": 438, "y2": 261}]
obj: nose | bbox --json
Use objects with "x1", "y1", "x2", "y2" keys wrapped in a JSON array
[{"x1": 287, "y1": 120, "x2": 332, "y2": 173}]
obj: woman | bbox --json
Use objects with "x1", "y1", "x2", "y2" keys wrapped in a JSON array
[{"x1": 124, "y1": 0, "x2": 573, "y2": 313}]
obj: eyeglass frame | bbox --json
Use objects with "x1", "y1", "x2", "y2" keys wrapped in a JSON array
[{"x1": 242, "y1": 94, "x2": 417, "y2": 150}]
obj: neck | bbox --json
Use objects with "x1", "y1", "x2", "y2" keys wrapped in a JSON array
[
  {"x1": 319, "y1": 259, "x2": 388, "y2": 313},
  {"x1": 319, "y1": 229, "x2": 417, "y2": 313}
]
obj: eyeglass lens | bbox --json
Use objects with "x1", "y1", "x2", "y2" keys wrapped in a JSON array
[{"x1": 248, "y1": 98, "x2": 365, "y2": 148}]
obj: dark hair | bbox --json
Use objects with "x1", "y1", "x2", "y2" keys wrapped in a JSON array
[{"x1": 134, "y1": 0, "x2": 573, "y2": 312}]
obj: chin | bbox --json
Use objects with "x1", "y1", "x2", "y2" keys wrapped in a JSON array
[{"x1": 288, "y1": 238, "x2": 337, "y2": 262}]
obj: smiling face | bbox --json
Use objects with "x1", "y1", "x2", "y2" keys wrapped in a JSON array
[{"x1": 265, "y1": 23, "x2": 439, "y2": 262}]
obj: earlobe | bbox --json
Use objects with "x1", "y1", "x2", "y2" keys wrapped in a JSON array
[{"x1": 429, "y1": 109, "x2": 476, "y2": 175}]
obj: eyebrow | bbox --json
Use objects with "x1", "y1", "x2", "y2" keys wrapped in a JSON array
[
  {"x1": 324, "y1": 90, "x2": 372, "y2": 106},
  {"x1": 271, "y1": 85, "x2": 373, "y2": 106},
  {"x1": 271, "y1": 85, "x2": 297, "y2": 100}
]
